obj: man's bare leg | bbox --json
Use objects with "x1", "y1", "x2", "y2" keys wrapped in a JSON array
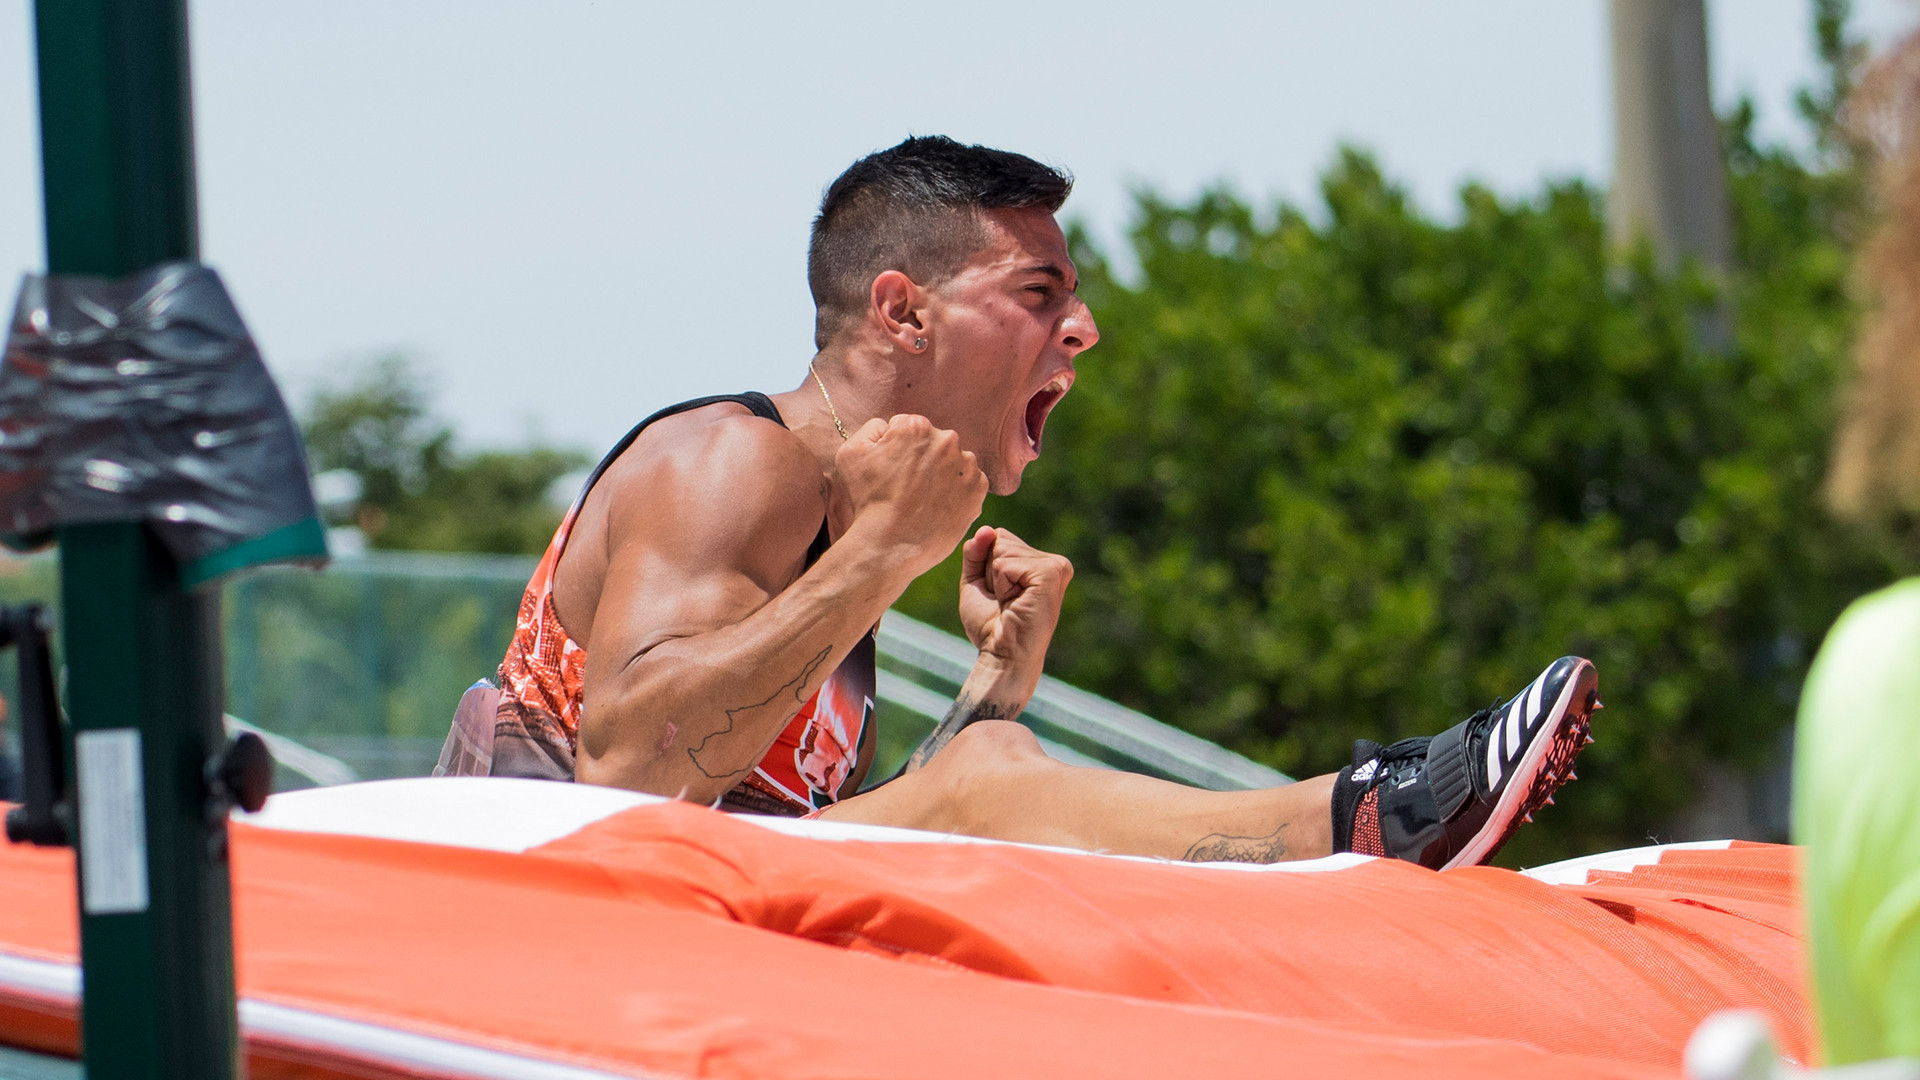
[
  {"x1": 818, "y1": 656, "x2": 1600, "y2": 869},
  {"x1": 818, "y1": 720, "x2": 1337, "y2": 863}
]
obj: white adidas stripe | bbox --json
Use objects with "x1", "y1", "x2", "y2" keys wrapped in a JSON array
[
  {"x1": 1489, "y1": 670, "x2": 1546, "y2": 789},
  {"x1": 1502, "y1": 681, "x2": 1527, "y2": 757}
]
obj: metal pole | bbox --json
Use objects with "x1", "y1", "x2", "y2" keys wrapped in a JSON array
[
  {"x1": 1608, "y1": 0, "x2": 1731, "y2": 270},
  {"x1": 32, "y1": 1, "x2": 242, "y2": 1077}
]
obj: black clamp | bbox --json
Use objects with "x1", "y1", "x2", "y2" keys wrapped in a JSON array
[
  {"x1": 2, "y1": 603, "x2": 71, "y2": 847},
  {"x1": 203, "y1": 730, "x2": 272, "y2": 861},
  {"x1": 206, "y1": 731, "x2": 271, "y2": 816}
]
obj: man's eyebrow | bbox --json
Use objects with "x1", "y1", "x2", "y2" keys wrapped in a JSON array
[{"x1": 1020, "y1": 263, "x2": 1079, "y2": 291}]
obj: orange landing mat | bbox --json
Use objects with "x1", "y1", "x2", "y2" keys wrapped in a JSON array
[{"x1": 0, "y1": 785, "x2": 1807, "y2": 1079}]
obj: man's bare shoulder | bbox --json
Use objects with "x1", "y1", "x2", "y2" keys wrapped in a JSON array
[
  {"x1": 552, "y1": 401, "x2": 825, "y2": 652},
  {"x1": 593, "y1": 401, "x2": 826, "y2": 558}
]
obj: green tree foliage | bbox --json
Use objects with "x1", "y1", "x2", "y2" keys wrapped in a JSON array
[
  {"x1": 898, "y1": 27, "x2": 1905, "y2": 864},
  {"x1": 302, "y1": 356, "x2": 586, "y2": 555}
]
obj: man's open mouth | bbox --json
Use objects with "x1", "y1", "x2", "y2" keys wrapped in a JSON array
[{"x1": 1023, "y1": 376, "x2": 1072, "y2": 454}]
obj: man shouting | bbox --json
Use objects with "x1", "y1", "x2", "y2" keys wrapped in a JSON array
[{"x1": 465, "y1": 136, "x2": 1599, "y2": 870}]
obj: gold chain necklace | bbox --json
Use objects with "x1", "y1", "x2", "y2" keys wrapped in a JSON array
[{"x1": 808, "y1": 361, "x2": 849, "y2": 441}]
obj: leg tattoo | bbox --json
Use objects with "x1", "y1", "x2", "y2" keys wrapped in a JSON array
[{"x1": 1182, "y1": 821, "x2": 1291, "y2": 864}]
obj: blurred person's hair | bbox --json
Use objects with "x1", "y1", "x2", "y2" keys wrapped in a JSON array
[
  {"x1": 808, "y1": 136, "x2": 1072, "y2": 350},
  {"x1": 1830, "y1": 27, "x2": 1920, "y2": 515}
]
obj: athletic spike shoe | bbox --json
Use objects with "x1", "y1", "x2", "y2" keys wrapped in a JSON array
[{"x1": 1331, "y1": 657, "x2": 1600, "y2": 870}]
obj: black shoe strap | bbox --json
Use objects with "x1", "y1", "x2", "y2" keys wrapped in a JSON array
[{"x1": 1425, "y1": 721, "x2": 1474, "y2": 822}]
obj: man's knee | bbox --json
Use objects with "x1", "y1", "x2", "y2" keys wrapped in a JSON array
[
  {"x1": 913, "y1": 720, "x2": 1052, "y2": 829},
  {"x1": 934, "y1": 719, "x2": 1047, "y2": 771}
]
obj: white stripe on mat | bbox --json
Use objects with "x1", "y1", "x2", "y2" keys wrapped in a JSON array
[
  {"x1": 0, "y1": 951, "x2": 671, "y2": 1080},
  {"x1": 243, "y1": 778, "x2": 1380, "y2": 874},
  {"x1": 239, "y1": 1001, "x2": 674, "y2": 1080},
  {"x1": 243, "y1": 777, "x2": 660, "y2": 853},
  {"x1": 0, "y1": 950, "x2": 72, "y2": 1001},
  {"x1": 1519, "y1": 839, "x2": 1736, "y2": 886}
]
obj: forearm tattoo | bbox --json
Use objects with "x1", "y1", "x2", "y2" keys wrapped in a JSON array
[
  {"x1": 1181, "y1": 821, "x2": 1291, "y2": 864},
  {"x1": 905, "y1": 694, "x2": 1016, "y2": 771},
  {"x1": 688, "y1": 647, "x2": 831, "y2": 781}
]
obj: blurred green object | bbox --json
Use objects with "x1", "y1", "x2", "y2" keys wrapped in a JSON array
[{"x1": 1794, "y1": 580, "x2": 1920, "y2": 1065}]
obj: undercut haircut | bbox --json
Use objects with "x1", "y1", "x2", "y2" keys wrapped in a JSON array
[{"x1": 808, "y1": 135, "x2": 1073, "y2": 349}]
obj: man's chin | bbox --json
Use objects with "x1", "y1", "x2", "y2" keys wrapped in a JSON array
[{"x1": 988, "y1": 460, "x2": 1027, "y2": 497}]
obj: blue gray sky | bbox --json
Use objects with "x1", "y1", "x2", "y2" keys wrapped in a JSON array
[{"x1": 1, "y1": 1, "x2": 1914, "y2": 453}]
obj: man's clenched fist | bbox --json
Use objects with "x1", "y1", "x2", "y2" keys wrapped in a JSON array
[
  {"x1": 958, "y1": 526, "x2": 1072, "y2": 684},
  {"x1": 837, "y1": 414, "x2": 989, "y2": 575}
]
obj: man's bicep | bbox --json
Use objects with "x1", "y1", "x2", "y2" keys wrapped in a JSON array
[
  {"x1": 589, "y1": 548, "x2": 786, "y2": 668},
  {"x1": 584, "y1": 438, "x2": 824, "y2": 678}
]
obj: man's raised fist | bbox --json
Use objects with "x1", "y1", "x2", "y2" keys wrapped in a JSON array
[{"x1": 836, "y1": 414, "x2": 989, "y2": 574}]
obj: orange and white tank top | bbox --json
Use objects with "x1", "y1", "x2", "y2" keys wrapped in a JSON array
[{"x1": 490, "y1": 392, "x2": 876, "y2": 816}]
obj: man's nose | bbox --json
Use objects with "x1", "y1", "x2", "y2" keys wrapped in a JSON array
[{"x1": 1060, "y1": 300, "x2": 1099, "y2": 354}]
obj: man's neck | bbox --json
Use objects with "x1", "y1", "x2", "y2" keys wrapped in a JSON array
[
  {"x1": 769, "y1": 345, "x2": 902, "y2": 534},
  {"x1": 775, "y1": 346, "x2": 902, "y2": 460}
]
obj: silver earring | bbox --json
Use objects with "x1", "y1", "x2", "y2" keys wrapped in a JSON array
[{"x1": 914, "y1": 337, "x2": 926, "y2": 350}]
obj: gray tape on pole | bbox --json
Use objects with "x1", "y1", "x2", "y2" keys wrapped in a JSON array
[{"x1": 0, "y1": 262, "x2": 325, "y2": 574}]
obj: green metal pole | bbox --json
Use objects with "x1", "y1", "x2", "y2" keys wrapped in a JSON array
[{"x1": 32, "y1": 2, "x2": 241, "y2": 1078}]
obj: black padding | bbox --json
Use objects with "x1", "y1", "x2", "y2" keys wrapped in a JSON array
[{"x1": 1424, "y1": 721, "x2": 1475, "y2": 820}]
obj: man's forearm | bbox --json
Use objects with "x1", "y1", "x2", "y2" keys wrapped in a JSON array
[
  {"x1": 577, "y1": 522, "x2": 923, "y2": 801},
  {"x1": 904, "y1": 657, "x2": 1039, "y2": 772}
]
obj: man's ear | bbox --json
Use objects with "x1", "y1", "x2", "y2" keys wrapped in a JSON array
[{"x1": 870, "y1": 270, "x2": 930, "y2": 354}]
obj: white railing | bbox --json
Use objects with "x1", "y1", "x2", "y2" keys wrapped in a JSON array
[{"x1": 877, "y1": 612, "x2": 1290, "y2": 790}]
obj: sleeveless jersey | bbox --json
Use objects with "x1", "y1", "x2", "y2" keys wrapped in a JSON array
[{"x1": 490, "y1": 392, "x2": 877, "y2": 816}]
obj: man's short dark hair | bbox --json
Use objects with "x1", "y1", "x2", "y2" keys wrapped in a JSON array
[{"x1": 808, "y1": 136, "x2": 1072, "y2": 349}]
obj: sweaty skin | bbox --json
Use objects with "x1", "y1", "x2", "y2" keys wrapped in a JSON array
[{"x1": 558, "y1": 206, "x2": 1339, "y2": 863}]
